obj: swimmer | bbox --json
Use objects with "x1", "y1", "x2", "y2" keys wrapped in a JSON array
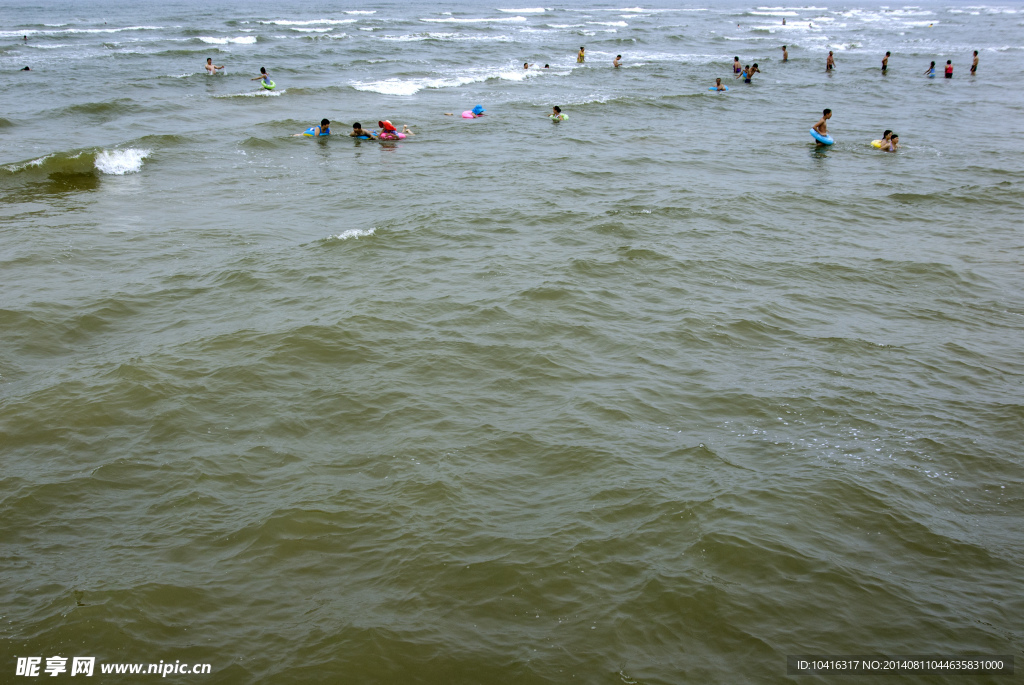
[
  {"x1": 826, "y1": 51, "x2": 835, "y2": 71},
  {"x1": 745, "y1": 63, "x2": 761, "y2": 83},
  {"x1": 924, "y1": 60, "x2": 935, "y2": 77},
  {"x1": 877, "y1": 133, "x2": 900, "y2": 152},
  {"x1": 735, "y1": 64, "x2": 750, "y2": 80},
  {"x1": 714, "y1": 77, "x2": 727, "y2": 91},
  {"x1": 251, "y1": 66, "x2": 273, "y2": 88},
  {"x1": 782, "y1": 45, "x2": 788, "y2": 62},
  {"x1": 613, "y1": 54, "x2": 622, "y2": 68},
  {"x1": 733, "y1": 56, "x2": 741, "y2": 74},
  {"x1": 378, "y1": 120, "x2": 414, "y2": 137},
  {"x1": 971, "y1": 50, "x2": 978, "y2": 75},
  {"x1": 882, "y1": 51, "x2": 890, "y2": 73},
  {"x1": 23, "y1": 35, "x2": 28, "y2": 42},
  {"x1": 205, "y1": 57, "x2": 225, "y2": 74},
  {"x1": 577, "y1": 46, "x2": 585, "y2": 63},
  {"x1": 470, "y1": 104, "x2": 485, "y2": 117},
  {"x1": 945, "y1": 60, "x2": 953, "y2": 78},
  {"x1": 349, "y1": 122, "x2": 376, "y2": 139},
  {"x1": 293, "y1": 118, "x2": 330, "y2": 137},
  {"x1": 21, "y1": 66, "x2": 31, "y2": 71},
  {"x1": 544, "y1": 64, "x2": 549, "y2": 68},
  {"x1": 550, "y1": 105, "x2": 567, "y2": 121},
  {"x1": 782, "y1": 17, "x2": 786, "y2": 25},
  {"x1": 812, "y1": 108, "x2": 832, "y2": 146},
  {"x1": 523, "y1": 62, "x2": 532, "y2": 69},
  {"x1": 876, "y1": 130, "x2": 893, "y2": 151}
]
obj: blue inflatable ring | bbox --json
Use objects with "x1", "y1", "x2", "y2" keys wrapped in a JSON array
[{"x1": 810, "y1": 128, "x2": 834, "y2": 145}]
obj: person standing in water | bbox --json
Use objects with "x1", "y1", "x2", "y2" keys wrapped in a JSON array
[
  {"x1": 826, "y1": 51, "x2": 835, "y2": 71},
  {"x1": 550, "y1": 105, "x2": 567, "y2": 121},
  {"x1": 882, "y1": 51, "x2": 890, "y2": 73},
  {"x1": 733, "y1": 56, "x2": 741, "y2": 74},
  {"x1": 812, "y1": 108, "x2": 832, "y2": 146},
  {"x1": 971, "y1": 50, "x2": 978, "y2": 75},
  {"x1": 577, "y1": 46, "x2": 585, "y2": 63},
  {"x1": 613, "y1": 54, "x2": 622, "y2": 67},
  {"x1": 945, "y1": 60, "x2": 953, "y2": 78},
  {"x1": 781, "y1": 45, "x2": 788, "y2": 62},
  {"x1": 924, "y1": 60, "x2": 936, "y2": 77},
  {"x1": 714, "y1": 77, "x2": 727, "y2": 91},
  {"x1": 205, "y1": 57, "x2": 224, "y2": 74}
]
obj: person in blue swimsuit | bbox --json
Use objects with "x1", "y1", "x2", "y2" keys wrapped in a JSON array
[
  {"x1": 251, "y1": 66, "x2": 274, "y2": 89},
  {"x1": 299, "y1": 119, "x2": 330, "y2": 137},
  {"x1": 924, "y1": 61, "x2": 936, "y2": 77}
]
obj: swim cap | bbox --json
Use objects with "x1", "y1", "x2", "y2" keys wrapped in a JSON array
[
  {"x1": 472, "y1": 105, "x2": 485, "y2": 115},
  {"x1": 378, "y1": 120, "x2": 397, "y2": 132}
]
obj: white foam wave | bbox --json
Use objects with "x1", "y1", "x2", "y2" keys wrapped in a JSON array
[
  {"x1": 199, "y1": 36, "x2": 257, "y2": 44},
  {"x1": 27, "y1": 44, "x2": 68, "y2": 49},
  {"x1": 379, "y1": 32, "x2": 513, "y2": 42},
  {"x1": 0, "y1": 26, "x2": 162, "y2": 38},
  {"x1": 420, "y1": 16, "x2": 527, "y2": 23},
  {"x1": 351, "y1": 62, "x2": 537, "y2": 95},
  {"x1": 292, "y1": 28, "x2": 333, "y2": 32},
  {"x1": 258, "y1": 19, "x2": 355, "y2": 25},
  {"x1": 331, "y1": 228, "x2": 375, "y2": 240},
  {"x1": 589, "y1": 20, "x2": 628, "y2": 26},
  {"x1": 344, "y1": 10, "x2": 376, "y2": 14},
  {"x1": 94, "y1": 148, "x2": 149, "y2": 175},
  {"x1": 213, "y1": 89, "x2": 284, "y2": 98},
  {"x1": 498, "y1": 7, "x2": 548, "y2": 12}
]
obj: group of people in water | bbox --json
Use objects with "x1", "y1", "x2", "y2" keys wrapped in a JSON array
[
  {"x1": 190, "y1": 42, "x2": 983, "y2": 149},
  {"x1": 723, "y1": 47, "x2": 980, "y2": 150},
  {"x1": 727, "y1": 46, "x2": 977, "y2": 86}
]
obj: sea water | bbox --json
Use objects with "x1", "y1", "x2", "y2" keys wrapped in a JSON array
[{"x1": 1, "y1": 0, "x2": 1022, "y2": 682}]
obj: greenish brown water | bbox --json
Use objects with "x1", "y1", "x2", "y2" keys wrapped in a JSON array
[{"x1": 2, "y1": 0, "x2": 1023, "y2": 682}]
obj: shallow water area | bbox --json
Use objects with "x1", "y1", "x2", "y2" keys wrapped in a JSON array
[{"x1": 1, "y1": 0, "x2": 1023, "y2": 683}]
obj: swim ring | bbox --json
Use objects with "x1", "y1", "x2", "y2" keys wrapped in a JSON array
[
  {"x1": 303, "y1": 126, "x2": 329, "y2": 137},
  {"x1": 376, "y1": 131, "x2": 406, "y2": 140},
  {"x1": 550, "y1": 113, "x2": 568, "y2": 121},
  {"x1": 262, "y1": 80, "x2": 275, "y2": 90},
  {"x1": 708, "y1": 86, "x2": 729, "y2": 91},
  {"x1": 810, "y1": 128, "x2": 834, "y2": 145},
  {"x1": 871, "y1": 140, "x2": 882, "y2": 148},
  {"x1": 462, "y1": 110, "x2": 477, "y2": 118}
]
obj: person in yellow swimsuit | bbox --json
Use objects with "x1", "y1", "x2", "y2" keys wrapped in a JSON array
[{"x1": 577, "y1": 46, "x2": 585, "y2": 63}]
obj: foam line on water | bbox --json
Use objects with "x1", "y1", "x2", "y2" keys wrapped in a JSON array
[
  {"x1": 198, "y1": 36, "x2": 257, "y2": 44},
  {"x1": 330, "y1": 228, "x2": 375, "y2": 240}
]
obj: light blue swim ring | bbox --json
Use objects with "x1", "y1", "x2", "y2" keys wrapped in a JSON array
[
  {"x1": 303, "y1": 126, "x2": 329, "y2": 137},
  {"x1": 708, "y1": 86, "x2": 729, "y2": 91},
  {"x1": 810, "y1": 128, "x2": 834, "y2": 145}
]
